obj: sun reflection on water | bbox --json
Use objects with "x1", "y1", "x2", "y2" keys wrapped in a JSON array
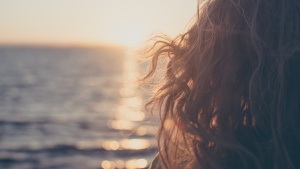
[
  {"x1": 120, "y1": 139, "x2": 151, "y2": 150},
  {"x1": 121, "y1": 96, "x2": 143, "y2": 108},
  {"x1": 136, "y1": 126, "x2": 147, "y2": 136},
  {"x1": 101, "y1": 160, "x2": 113, "y2": 169},
  {"x1": 99, "y1": 52, "x2": 156, "y2": 168},
  {"x1": 101, "y1": 158, "x2": 148, "y2": 169},
  {"x1": 116, "y1": 105, "x2": 145, "y2": 121},
  {"x1": 75, "y1": 138, "x2": 153, "y2": 151},
  {"x1": 105, "y1": 52, "x2": 147, "y2": 131},
  {"x1": 102, "y1": 140, "x2": 120, "y2": 151},
  {"x1": 108, "y1": 120, "x2": 136, "y2": 130},
  {"x1": 125, "y1": 159, "x2": 148, "y2": 169},
  {"x1": 102, "y1": 138, "x2": 152, "y2": 151}
]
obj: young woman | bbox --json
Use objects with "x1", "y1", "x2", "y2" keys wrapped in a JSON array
[{"x1": 145, "y1": 0, "x2": 300, "y2": 169}]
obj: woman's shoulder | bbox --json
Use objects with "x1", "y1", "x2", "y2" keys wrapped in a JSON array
[{"x1": 149, "y1": 154, "x2": 161, "y2": 169}]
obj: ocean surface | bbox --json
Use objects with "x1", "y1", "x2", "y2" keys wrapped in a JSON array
[{"x1": 0, "y1": 46, "x2": 157, "y2": 169}]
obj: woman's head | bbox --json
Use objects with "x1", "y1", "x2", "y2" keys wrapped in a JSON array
[{"x1": 144, "y1": 0, "x2": 300, "y2": 169}]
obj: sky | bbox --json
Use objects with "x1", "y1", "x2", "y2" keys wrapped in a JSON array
[{"x1": 0, "y1": 0, "x2": 197, "y2": 47}]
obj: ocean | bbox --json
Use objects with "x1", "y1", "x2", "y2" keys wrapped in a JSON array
[{"x1": 0, "y1": 46, "x2": 157, "y2": 169}]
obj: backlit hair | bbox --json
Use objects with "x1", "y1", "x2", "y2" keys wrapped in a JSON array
[{"x1": 143, "y1": 0, "x2": 300, "y2": 169}]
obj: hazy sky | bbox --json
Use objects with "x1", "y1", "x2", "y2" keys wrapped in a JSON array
[{"x1": 0, "y1": 0, "x2": 197, "y2": 47}]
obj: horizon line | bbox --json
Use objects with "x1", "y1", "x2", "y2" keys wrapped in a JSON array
[{"x1": 0, "y1": 42, "x2": 129, "y2": 49}]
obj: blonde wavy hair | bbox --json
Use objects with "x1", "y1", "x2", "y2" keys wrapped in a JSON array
[{"x1": 143, "y1": 0, "x2": 300, "y2": 169}]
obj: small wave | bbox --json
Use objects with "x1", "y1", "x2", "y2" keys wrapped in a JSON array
[
  {"x1": 0, "y1": 152, "x2": 39, "y2": 168},
  {"x1": 0, "y1": 119, "x2": 49, "y2": 126},
  {"x1": 4, "y1": 140, "x2": 156, "y2": 157}
]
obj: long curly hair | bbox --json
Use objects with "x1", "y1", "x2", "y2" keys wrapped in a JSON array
[{"x1": 143, "y1": 0, "x2": 300, "y2": 169}]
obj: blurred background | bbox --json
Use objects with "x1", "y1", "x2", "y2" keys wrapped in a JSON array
[{"x1": 0, "y1": 0, "x2": 196, "y2": 168}]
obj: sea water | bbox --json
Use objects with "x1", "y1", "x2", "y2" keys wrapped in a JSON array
[{"x1": 0, "y1": 46, "x2": 157, "y2": 169}]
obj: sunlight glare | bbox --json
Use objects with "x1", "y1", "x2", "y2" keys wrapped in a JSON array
[
  {"x1": 125, "y1": 159, "x2": 148, "y2": 169},
  {"x1": 116, "y1": 105, "x2": 145, "y2": 121},
  {"x1": 121, "y1": 96, "x2": 143, "y2": 109},
  {"x1": 115, "y1": 160, "x2": 125, "y2": 169},
  {"x1": 103, "y1": 140, "x2": 120, "y2": 151},
  {"x1": 136, "y1": 126, "x2": 148, "y2": 136},
  {"x1": 101, "y1": 160, "x2": 111, "y2": 169},
  {"x1": 120, "y1": 27, "x2": 146, "y2": 47},
  {"x1": 120, "y1": 139, "x2": 150, "y2": 150},
  {"x1": 101, "y1": 159, "x2": 148, "y2": 169},
  {"x1": 119, "y1": 87, "x2": 135, "y2": 97},
  {"x1": 108, "y1": 120, "x2": 135, "y2": 130}
]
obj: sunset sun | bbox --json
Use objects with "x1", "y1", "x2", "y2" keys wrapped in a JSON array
[
  {"x1": 121, "y1": 28, "x2": 145, "y2": 46},
  {"x1": 120, "y1": 26, "x2": 146, "y2": 46}
]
